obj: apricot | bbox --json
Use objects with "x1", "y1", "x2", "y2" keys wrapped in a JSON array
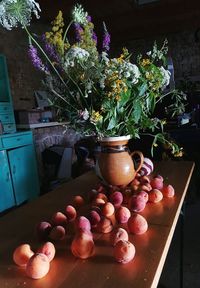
[
  {"x1": 138, "y1": 183, "x2": 152, "y2": 192},
  {"x1": 131, "y1": 178, "x2": 140, "y2": 186},
  {"x1": 115, "y1": 206, "x2": 131, "y2": 224},
  {"x1": 102, "y1": 202, "x2": 115, "y2": 217},
  {"x1": 75, "y1": 216, "x2": 91, "y2": 232},
  {"x1": 109, "y1": 191, "x2": 123, "y2": 208},
  {"x1": 97, "y1": 217, "x2": 113, "y2": 233},
  {"x1": 73, "y1": 195, "x2": 85, "y2": 209},
  {"x1": 49, "y1": 225, "x2": 66, "y2": 241},
  {"x1": 37, "y1": 242, "x2": 55, "y2": 262},
  {"x1": 128, "y1": 213, "x2": 148, "y2": 235},
  {"x1": 26, "y1": 253, "x2": 50, "y2": 279},
  {"x1": 122, "y1": 188, "x2": 132, "y2": 204},
  {"x1": 88, "y1": 210, "x2": 101, "y2": 226},
  {"x1": 65, "y1": 205, "x2": 77, "y2": 222},
  {"x1": 148, "y1": 189, "x2": 163, "y2": 203},
  {"x1": 137, "y1": 191, "x2": 149, "y2": 203},
  {"x1": 71, "y1": 231, "x2": 95, "y2": 259},
  {"x1": 110, "y1": 228, "x2": 129, "y2": 246},
  {"x1": 150, "y1": 177, "x2": 163, "y2": 190},
  {"x1": 36, "y1": 221, "x2": 52, "y2": 241},
  {"x1": 154, "y1": 174, "x2": 164, "y2": 182},
  {"x1": 92, "y1": 197, "x2": 106, "y2": 207},
  {"x1": 140, "y1": 175, "x2": 150, "y2": 184},
  {"x1": 13, "y1": 244, "x2": 34, "y2": 266},
  {"x1": 162, "y1": 184, "x2": 175, "y2": 198},
  {"x1": 128, "y1": 195, "x2": 146, "y2": 212},
  {"x1": 51, "y1": 211, "x2": 67, "y2": 226},
  {"x1": 96, "y1": 192, "x2": 108, "y2": 202},
  {"x1": 114, "y1": 240, "x2": 136, "y2": 264}
]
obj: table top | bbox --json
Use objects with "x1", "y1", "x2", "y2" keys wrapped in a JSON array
[{"x1": 0, "y1": 161, "x2": 194, "y2": 288}]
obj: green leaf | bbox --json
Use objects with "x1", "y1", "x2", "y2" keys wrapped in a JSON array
[
  {"x1": 138, "y1": 83, "x2": 148, "y2": 97},
  {"x1": 132, "y1": 101, "x2": 142, "y2": 123},
  {"x1": 107, "y1": 116, "x2": 116, "y2": 130}
]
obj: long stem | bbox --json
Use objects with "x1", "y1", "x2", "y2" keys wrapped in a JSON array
[{"x1": 63, "y1": 20, "x2": 73, "y2": 43}]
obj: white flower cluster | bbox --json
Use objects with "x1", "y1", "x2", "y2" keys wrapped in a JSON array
[
  {"x1": 0, "y1": 0, "x2": 40, "y2": 30},
  {"x1": 72, "y1": 4, "x2": 88, "y2": 25},
  {"x1": 119, "y1": 62, "x2": 140, "y2": 84},
  {"x1": 64, "y1": 47, "x2": 90, "y2": 68},
  {"x1": 159, "y1": 66, "x2": 171, "y2": 88}
]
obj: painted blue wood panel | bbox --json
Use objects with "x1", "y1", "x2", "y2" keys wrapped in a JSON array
[
  {"x1": 8, "y1": 145, "x2": 40, "y2": 205},
  {"x1": 0, "y1": 150, "x2": 15, "y2": 212}
]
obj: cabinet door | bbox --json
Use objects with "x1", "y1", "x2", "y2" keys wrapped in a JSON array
[
  {"x1": 8, "y1": 145, "x2": 40, "y2": 205},
  {"x1": 0, "y1": 150, "x2": 15, "y2": 212}
]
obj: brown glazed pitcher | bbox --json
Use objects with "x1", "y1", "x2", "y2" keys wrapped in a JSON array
[{"x1": 97, "y1": 135, "x2": 144, "y2": 186}]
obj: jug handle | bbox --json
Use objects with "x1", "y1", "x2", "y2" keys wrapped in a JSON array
[{"x1": 130, "y1": 150, "x2": 144, "y2": 174}]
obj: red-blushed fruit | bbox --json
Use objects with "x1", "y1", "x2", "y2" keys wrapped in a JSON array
[
  {"x1": 114, "y1": 240, "x2": 136, "y2": 264},
  {"x1": 137, "y1": 191, "x2": 149, "y2": 203},
  {"x1": 109, "y1": 191, "x2": 123, "y2": 208},
  {"x1": 37, "y1": 242, "x2": 56, "y2": 262},
  {"x1": 128, "y1": 195, "x2": 146, "y2": 212},
  {"x1": 36, "y1": 221, "x2": 52, "y2": 241},
  {"x1": 110, "y1": 228, "x2": 129, "y2": 246},
  {"x1": 75, "y1": 216, "x2": 91, "y2": 232},
  {"x1": 65, "y1": 205, "x2": 77, "y2": 222},
  {"x1": 101, "y1": 202, "x2": 115, "y2": 217},
  {"x1": 13, "y1": 244, "x2": 34, "y2": 266},
  {"x1": 88, "y1": 210, "x2": 101, "y2": 226},
  {"x1": 148, "y1": 189, "x2": 163, "y2": 203},
  {"x1": 96, "y1": 193, "x2": 108, "y2": 202},
  {"x1": 154, "y1": 174, "x2": 164, "y2": 182},
  {"x1": 26, "y1": 253, "x2": 50, "y2": 279},
  {"x1": 51, "y1": 212, "x2": 67, "y2": 226},
  {"x1": 49, "y1": 225, "x2": 66, "y2": 241},
  {"x1": 92, "y1": 197, "x2": 106, "y2": 207},
  {"x1": 97, "y1": 217, "x2": 113, "y2": 233},
  {"x1": 72, "y1": 195, "x2": 85, "y2": 209},
  {"x1": 122, "y1": 188, "x2": 132, "y2": 204},
  {"x1": 138, "y1": 183, "x2": 152, "y2": 192},
  {"x1": 140, "y1": 175, "x2": 150, "y2": 184},
  {"x1": 131, "y1": 178, "x2": 140, "y2": 186},
  {"x1": 150, "y1": 177, "x2": 164, "y2": 190},
  {"x1": 71, "y1": 231, "x2": 95, "y2": 259},
  {"x1": 162, "y1": 184, "x2": 175, "y2": 198},
  {"x1": 115, "y1": 206, "x2": 131, "y2": 224},
  {"x1": 96, "y1": 183, "x2": 107, "y2": 194},
  {"x1": 128, "y1": 213, "x2": 148, "y2": 235}
]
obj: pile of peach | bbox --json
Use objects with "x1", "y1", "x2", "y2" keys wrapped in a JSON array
[{"x1": 13, "y1": 172, "x2": 175, "y2": 279}]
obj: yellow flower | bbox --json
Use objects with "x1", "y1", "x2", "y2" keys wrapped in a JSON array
[
  {"x1": 141, "y1": 58, "x2": 151, "y2": 66},
  {"x1": 91, "y1": 111, "x2": 102, "y2": 123}
]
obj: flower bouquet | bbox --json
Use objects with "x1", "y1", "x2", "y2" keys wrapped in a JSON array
[{"x1": 0, "y1": 1, "x2": 186, "y2": 156}]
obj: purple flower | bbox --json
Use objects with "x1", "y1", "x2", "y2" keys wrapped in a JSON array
[
  {"x1": 74, "y1": 23, "x2": 83, "y2": 42},
  {"x1": 92, "y1": 31, "x2": 97, "y2": 44},
  {"x1": 28, "y1": 45, "x2": 48, "y2": 73},
  {"x1": 102, "y1": 22, "x2": 110, "y2": 52},
  {"x1": 41, "y1": 34, "x2": 59, "y2": 62},
  {"x1": 87, "y1": 15, "x2": 92, "y2": 22}
]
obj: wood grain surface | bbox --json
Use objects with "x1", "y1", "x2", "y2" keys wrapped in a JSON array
[{"x1": 0, "y1": 161, "x2": 194, "y2": 288}]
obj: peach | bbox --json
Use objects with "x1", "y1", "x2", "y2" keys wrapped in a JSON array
[
  {"x1": 65, "y1": 205, "x2": 77, "y2": 222},
  {"x1": 75, "y1": 216, "x2": 91, "y2": 232},
  {"x1": 96, "y1": 192, "x2": 108, "y2": 202},
  {"x1": 128, "y1": 213, "x2": 148, "y2": 235},
  {"x1": 26, "y1": 253, "x2": 50, "y2": 279},
  {"x1": 51, "y1": 212, "x2": 67, "y2": 226},
  {"x1": 114, "y1": 240, "x2": 136, "y2": 264},
  {"x1": 137, "y1": 191, "x2": 149, "y2": 203},
  {"x1": 140, "y1": 175, "x2": 150, "y2": 184},
  {"x1": 162, "y1": 184, "x2": 175, "y2": 198},
  {"x1": 131, "y1": 178, "x2": 140, "y2": 186},
  {"x1": 92, "y1": 197, "x2": 106, "y2": 207},
  {"x1": 97, "y1": 217, "x2": 113, "y2": 233},
  {"x1": 109, "y1": 191, "x2": 123, "y2": 208},
  {"x1": 37, "y1": 242, "x2": 55, "y2": 262},
  {"x1": 88, "y1": 210, "x2": 101, "y2": 226},
  {"x1": 13, "y1": 244, "x2": 34, "y2": 266},
  {"x1": 71, "y1": 231, "x2": 95, "y2": 259},
  {"x1": 150, "y1": 177, "x2": 164, "y2": 190},
  {"x1": 128, "y1": 195, "x2": 146, "y2": 212},
  {"x1": 102, "y1": 202, "x2": 115, "y2": 217},
  {"x1": 95, "y1": 183, "x2": 107, "y2": 194},
  {"x1": 49, "y1": 225, "x2": 66, "y2": 241},
  {"x1": 110, "y1": 228, "x2": 129, "y2": 246},
  {"x1": 115, "y1": 206, "x2": 131, "y2": 224},
  {"x1": 73, "y1": 195, "x2": 85, "y2": 209},
  {"x1": 36, "y1": 221, "x2": 52, "y2": 241},
  {"x1": 122, "y1": 188, "x2": 132, "y2": 204},
  {"x1": 148, "y1": 189, "x2": 163, "y2": 203},
  {"x1": 154, "y1": 174, "x2": 164, "y2": 182}
]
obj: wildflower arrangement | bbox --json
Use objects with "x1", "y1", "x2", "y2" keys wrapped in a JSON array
[{"x1": 0, "y1": 1, "x2": 186, "y2": 155}]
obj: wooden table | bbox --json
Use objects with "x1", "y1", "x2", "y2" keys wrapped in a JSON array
[{"x1": 0, "y1": 161, "x2": 194, "y2": 288}]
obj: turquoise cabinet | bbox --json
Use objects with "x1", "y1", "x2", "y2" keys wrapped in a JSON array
[
  {"x1": 0, "y1": 150, "x2": 15, "y2": 212},
  {"x1": 0, "y1": 131, "x2": 40, "y2": 212}
]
